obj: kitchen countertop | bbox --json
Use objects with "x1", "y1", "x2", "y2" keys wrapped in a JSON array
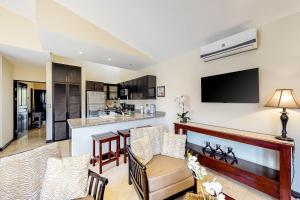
[{"x1": 68, "y1": 111, "x2": 166, "y2": 129}]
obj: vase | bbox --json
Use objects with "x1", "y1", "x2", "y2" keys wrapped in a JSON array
[
  {"x1": 183, "y1": 192, "x2": 219, "y2": 200},
  {"x1": 180, "y1": 118, "x2": 188, "y2": 123}
]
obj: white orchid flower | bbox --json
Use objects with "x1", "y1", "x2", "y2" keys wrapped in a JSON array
[
  {"x1": 203, "y1": 179, "x2": 223, "y2": 196},
  {"x1": 203, "y1": 181, "x2": 215, "y2": 196},
  {"x1": 211, "y1": 181, "x2": 223, "y2": 195},
  {"x1": 217, "y1": 193, "x2": 226, "y2": 200},
  {"x1": 187, "y1": 155, "x2": 207, "y2": 180}
]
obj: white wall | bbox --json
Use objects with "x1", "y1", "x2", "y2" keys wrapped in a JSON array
[
  {"x1": 46, "y1": 62, "x2": 52, "y2": 141},
  {"x1": 137, "y1": 13, "x2": 300, "y2": 192},
  {"x1": 13, "y1": 63, "x2": 46, "y2": 82},
  {"x1": 0, "y1": 56, "x2": 14, "y2": 148}
]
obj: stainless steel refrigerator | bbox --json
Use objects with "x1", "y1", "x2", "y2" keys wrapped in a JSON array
[{"x1": 86, "y1": 91, "x2": 106, "y2": 118}]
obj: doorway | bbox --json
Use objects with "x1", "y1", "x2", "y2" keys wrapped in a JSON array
[
  {"x1": 13, "y1": 81, "x2": 46, "y2": 140},
  {"x1": 34, "y1": 90, "x2": 46, "y2": 121}
]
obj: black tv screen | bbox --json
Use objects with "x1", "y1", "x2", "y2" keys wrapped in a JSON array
[{"x1": 201, "y1": 68, "x2": 259, "y2": 103}]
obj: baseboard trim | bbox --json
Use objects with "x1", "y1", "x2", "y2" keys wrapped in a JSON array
[
  {"x1": 46, "y1": 140, "x2": 53, "y2": 143},
  {"x1": 292, "y1": 190, "x2": 300, "y2": 199},
  {"x1": 0, "y1": 139, "x2": 14, "y2": 151}
]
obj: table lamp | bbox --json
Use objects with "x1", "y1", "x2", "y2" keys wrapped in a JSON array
[{"x1": 265, "y1": 89, "x2": 300, "y2": 141}]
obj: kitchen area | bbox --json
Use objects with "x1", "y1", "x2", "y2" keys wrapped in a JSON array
[
  {"x1": 86, "y1": 74, "x2": 157, "y2": 118},
  {"x1": 70, "y1": 75, "x2": 165, "y2": 156},
  {"x1": 50, "y1": 62, "x2": 165, "y2": 156}
]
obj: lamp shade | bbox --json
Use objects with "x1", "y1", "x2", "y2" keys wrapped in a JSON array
[{"x1": 265, "y1": 89, "x2": 300, "y2": 109}]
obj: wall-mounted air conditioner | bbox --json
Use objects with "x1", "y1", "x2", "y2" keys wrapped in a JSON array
[{"x1": 200, "y1": 28, "x2": 258, "y2": 62}]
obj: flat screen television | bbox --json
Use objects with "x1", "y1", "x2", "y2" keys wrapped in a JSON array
[{"x1": 201, "y1": 68, "x2": 259, "y2": 103}]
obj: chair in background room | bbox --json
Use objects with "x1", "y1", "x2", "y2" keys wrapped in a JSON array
[{"x1": 32, "y1": 112, "x2": 42, "y2": 128}]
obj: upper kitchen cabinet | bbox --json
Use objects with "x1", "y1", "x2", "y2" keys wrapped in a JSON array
[
  {"x1": 106, "y1": 84, "x2": 118, "y2": 100},
  {"x1": 95, "y1": 82, "x2": 104, "y2": 91},
  {"x1": 86, "y1": 81, "x2": 95, "y2": 91},
  {"x1": 52, "y1": 63, "x2": 81, "y2": 84},
  {"x1": 86, "y1": 81, "x2": 104, "y2": 92},
  {"x1": 146, "y1": 75, "x2": 156, "y2": 99},
  {"x1": 119, "y1": 75, "x2": 156, "y2": 100},
  {"x1": 69, "y1": 67, "x2": 81, "y2": 84}
]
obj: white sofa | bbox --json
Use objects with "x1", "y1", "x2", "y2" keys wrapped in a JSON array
[{"x1": 0, "y1": 143, "x2": 108, "y2": 200}]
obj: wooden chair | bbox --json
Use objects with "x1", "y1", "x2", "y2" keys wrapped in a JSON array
[
  {"x1": 87, "y1": 170, "x2": 108, "y2": 200},
  {"x1": 127, "y1": 146, "x2": 196, "y2": 200}
]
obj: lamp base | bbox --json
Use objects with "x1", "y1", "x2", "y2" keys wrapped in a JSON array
[{"x1": 275, "y1": 135, "x2": 294, "y2": 142}]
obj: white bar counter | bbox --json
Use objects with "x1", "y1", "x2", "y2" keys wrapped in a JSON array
[{"x1": 68, "y1": 111, "x2": 166, "y2": 156}]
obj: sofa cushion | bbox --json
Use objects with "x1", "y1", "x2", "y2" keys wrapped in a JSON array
[
  {"x1": 131, "y1": 134, "x2": 153, "y2": 165},
  {"x1": 40, "y1": 154, "x2": 91, "y2": 200},
  {"x1": 149, "y1": 176, "x2": 194, "y2": 200},
  {"x1": 161, "y1": 132, "x2": 186, "y2": 159},
  {"x1": 130, "y1": 125, "x2": 167, "y2": 155},
  {"x1": 146, "y1": 155, "x2": 192, "y2": 192},
  {"x1": 0, "y1": 143, "x2": 61, "y2": 200},
  {"x1": 76, "y1": 195, "x2": 95, "y2": 200}
]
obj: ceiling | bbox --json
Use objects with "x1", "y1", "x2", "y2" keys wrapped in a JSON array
[
  {"x1": 0, "y1": 43, "x2": 50, "y2": 67},
  {"x1": 54, "y1": 0, "x2": 300, "y2": 60},
  {"x1": 0, "y1": 0, "x2": 300, "y2": 70},
  {"x1": 0, "y1": 0, "x2": 35, "y2": 21}
]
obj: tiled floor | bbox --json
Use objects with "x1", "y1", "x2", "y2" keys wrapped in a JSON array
[
  {"x1": 0, "y1": 126, "x2": 47, "y2": 158},
  {"x1": 0, "y1": 125, "x2": 70, "y2": 158},
  {"x1": 0, "y1": 129, "x2": 296, "y2": 200}
]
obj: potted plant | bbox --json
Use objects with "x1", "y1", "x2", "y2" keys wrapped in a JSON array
[
  {"x1": 186, "y1": 154, "x2": 225, "y2": 200},
  {"x1": 175, "y1": 95, "x2": 191, "y2": 123}
]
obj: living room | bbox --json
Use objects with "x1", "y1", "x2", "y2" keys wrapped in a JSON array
[{"x1": 0, "y1": 1, "x2": 299, "y2": 200}]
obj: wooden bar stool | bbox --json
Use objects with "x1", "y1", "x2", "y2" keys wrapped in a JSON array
[
  {"x1": 117, "y1": 125, "x2": 152, "y2": 164},
  {"x1": 92, "y1": 132, "x2": 120, "y2": 174},
  {"x1": 117, "y1": 129, "x2": 130, "y2": 163}
]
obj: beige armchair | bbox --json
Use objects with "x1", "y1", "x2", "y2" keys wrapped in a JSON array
[{"x1": 127, "y1": 146, "x2": 196, "y2": 200}]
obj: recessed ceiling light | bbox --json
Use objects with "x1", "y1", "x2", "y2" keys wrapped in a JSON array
[
  {"x1": 79, "y1": 51, "x2": 83, "y2": 55},
  {"x1": 108, "y1": 57, "x2": 112, "y2": 62}
]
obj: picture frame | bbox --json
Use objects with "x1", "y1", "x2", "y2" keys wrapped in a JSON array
[{"x1": 157, "y1": 86, "x2": 165, "y2": 97}]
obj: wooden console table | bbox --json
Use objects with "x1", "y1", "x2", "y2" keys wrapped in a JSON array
[{"x1": 174, "y1": 122, "x2": 294, "y2": 200}]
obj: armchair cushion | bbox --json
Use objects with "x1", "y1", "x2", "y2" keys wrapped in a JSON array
[
  {"x1": 146, "y1": 155, "x2": 192, "y2": 193},
  {"x1": 131, "y1": 135, "x2": 153, "y2": 165},
  {"x1": 40, "y1": 154, "x2": 91, "y2": 200},
  {"x1": 161, "y1": 132, "x2": 186, "y2": 159},
  {"x1": 130, "y1": 125, "x2": 167, "y2": 155},
  {"x1": 77, "y1": 195, "x2": 95, "y2": 200}
]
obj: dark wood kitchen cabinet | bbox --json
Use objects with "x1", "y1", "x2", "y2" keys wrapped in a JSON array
[
  {"x1": 52, "y1": 63, "x2": 81, "y2": 141},
  {"x1": 53, "y1": 64, "x2": 81, "y2": 84},
  {"x1": 86, "y1": 81, "x2": 104, "y2": 92},
  {"x1": 119, "y1": 75, "x2": 156, "y2": 100},
  {"x1": 86, "y1": 81, "x2": 95, "y2": 91},
  {"x1": 95, "y1": 82, "x2": 104, "y2": 91},
  {"x1": 105, "y1": 84, "x2": 118, "y2": 100}
]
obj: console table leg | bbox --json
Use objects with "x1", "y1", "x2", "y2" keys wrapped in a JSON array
[
  {"x1": 92, "y1": 140, "x2": 95, "y2": 166},
  {"x1": 280, "y1": 146, "x2": 291, "y2": 200},
  {"x1": 175, "y1": 124, "x2": 180, "y2": 134}
]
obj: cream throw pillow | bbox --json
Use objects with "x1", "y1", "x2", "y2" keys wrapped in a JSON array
[
  {"x1": 131, "y1": 135, "x2": 153, "y2": 165},
  {"x1": 40, "y1": 154, "x2": 91, "y2": 200},
  {"x1": 0, "y1": 143, "x2": 61, "y2": 200},
  {"x1": 130, "y1": 125, "x2": 167, "y2": 155},
  {"x1": 161, "y1": 132, "x2": 187, "y2": 159}
]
